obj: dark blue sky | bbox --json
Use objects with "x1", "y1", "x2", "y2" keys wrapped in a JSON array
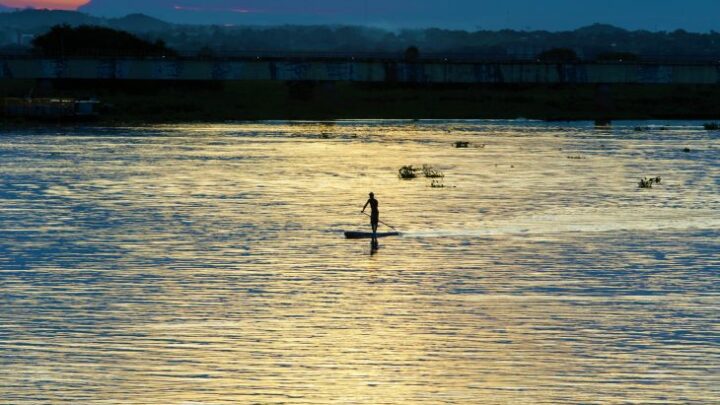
[{"x1": 75, "y1": 0, "x2": 720, "y2": 31}]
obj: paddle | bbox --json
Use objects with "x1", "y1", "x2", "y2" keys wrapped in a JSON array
[{"x1": 361, "y1": 212, "x2": 398, "y2": 231}]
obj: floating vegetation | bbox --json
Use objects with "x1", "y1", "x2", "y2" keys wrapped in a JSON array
[
  {"x1": 639, "y1": 176, "x2": 662, "y2": 189},
  {"x1": 566, "y1": 155, "x2": 586, "y2": 160},
  {"x1": 421, "y1": 164, "x2": 445, "y2": 178},
  {"x1": 400, "y1": 165, "x2": 450, "y2": 186},
  {"x1": 400, "y1": 164, "x2": 450, "y2": 186},
  {"x1": 703, "y1": 122, "x2": 719, "y2": 130},
  {"x1": 454, "y1": 141, "x2": 470, "y2": 148},
  {"x1": 398, "y1": 165, "x2": 418, "y2": 179},
  {"x1": 639, "y1": 178, "x2": 653, "y2": 188}
]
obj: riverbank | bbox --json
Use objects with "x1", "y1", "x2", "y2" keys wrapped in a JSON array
[{"x1": 3, "y1": 80, "x2": 720, "y2": 124}]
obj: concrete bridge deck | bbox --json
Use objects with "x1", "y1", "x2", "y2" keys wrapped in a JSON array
[{"x1": 2, "y1": 57, "x2": 720, "y2": 84}]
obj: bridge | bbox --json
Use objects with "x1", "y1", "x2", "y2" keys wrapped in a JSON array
[{"x1": 2, "y1": 57, "x2": 720, "y2": 84}]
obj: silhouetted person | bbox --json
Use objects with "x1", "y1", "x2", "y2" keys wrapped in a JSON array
[
  {"x1": 370, "y1": 239, "x2": 379, "y2": 255},
  {"x1": 362, "y1": 192, "x2": 379, "y2": 243}
]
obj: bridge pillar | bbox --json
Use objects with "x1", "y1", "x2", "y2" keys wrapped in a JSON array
[
  {"x1": 35, "y1": 79, "x2": 55, "y2": 96},
  {"x1": 594, "y1": 83, "x2": 614, "y2": 119},
  {"x1": 287, "y1": 81, "x2": 317, "y2": 101}
]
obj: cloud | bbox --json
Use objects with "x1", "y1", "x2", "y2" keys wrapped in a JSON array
[{"x1": 1, "y1": 0, "x2": 87, "y2": 9}]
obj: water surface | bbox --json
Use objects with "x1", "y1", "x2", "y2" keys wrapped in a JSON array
[{"x1": 1, "y1": 120, "x2": 718, "y2": 403}]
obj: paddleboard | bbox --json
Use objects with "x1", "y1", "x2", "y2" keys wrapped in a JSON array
[{"x1": 344, "y1": 231, "x2": 400, "y2": 239}]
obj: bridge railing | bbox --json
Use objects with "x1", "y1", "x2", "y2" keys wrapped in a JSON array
[{"x1": 1, "y1": 48, "x2": 720, "y2": 65}]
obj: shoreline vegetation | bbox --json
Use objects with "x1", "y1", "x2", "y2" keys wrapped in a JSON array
[{"x1": 3, "y1": 80, "x2": 720, "y2": 125}]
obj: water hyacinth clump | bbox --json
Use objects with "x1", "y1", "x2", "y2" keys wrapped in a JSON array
[
  {"x1": 639, "y1": 176, "x2": 662, "y2": 189},
  {"x1": 422, "y1": 164, "x2": 445, "y2": 178},
  {"x1": 400, "y1": 164, "x2": 446, "y2": 180},
  {"x1": 398, "y1": 165, "x2": 418, "y2": 179},
  {"x1": 639, "y1": 178, "x2": 653, "y2": 188}
]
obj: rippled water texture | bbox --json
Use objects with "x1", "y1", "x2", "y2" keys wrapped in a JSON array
[{"x1": 1, "y1": 120, "x2": 719, "y2": 404}]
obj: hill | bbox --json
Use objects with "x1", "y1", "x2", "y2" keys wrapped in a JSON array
[
  {"x1": 107, "y1": 13, "x2": 172, "y2": 33},
  {"x1": 0, "y1": 9, "x2": 169, "y2": 33}
]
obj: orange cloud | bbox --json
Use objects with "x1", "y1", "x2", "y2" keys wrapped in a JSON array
[{"x1": 1, "y1": 0, "x2": 89, "y2": 9}]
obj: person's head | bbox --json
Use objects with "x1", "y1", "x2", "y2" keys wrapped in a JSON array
[{"x1": 369, "y1": 192, "x2": 375, "y2": 198}]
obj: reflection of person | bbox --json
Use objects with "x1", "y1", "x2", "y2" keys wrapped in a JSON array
[{"x1": 362, "y1": 192, "x2": 379, "y2": 241}]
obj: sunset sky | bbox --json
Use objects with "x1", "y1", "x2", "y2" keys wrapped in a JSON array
[
  {"x1": 2, "y1": 0, "x2": 719, "y2": 31},
  {"x1": 1, "y1": 0, "x2": 86, "y2": 8}
]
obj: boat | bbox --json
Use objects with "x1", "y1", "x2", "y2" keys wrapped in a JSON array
[{"x1": 344, "y1": 231, "x2": 400, "y2": 239}]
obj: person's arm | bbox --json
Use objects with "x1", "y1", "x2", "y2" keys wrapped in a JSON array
[{"x1": 362, "y1": 199, "x2": 370, "y2": 212}]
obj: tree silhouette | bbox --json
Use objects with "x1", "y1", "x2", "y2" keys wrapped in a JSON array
[
  {"x1": 33, "y1": 25, "x2": 176, "y2": 57},
  {"x1": 404, "y1": 46, "x2": 420, "y2": 61},
  {"x1": 536, "y1": 48, "x2": 579, "y2": 62}
]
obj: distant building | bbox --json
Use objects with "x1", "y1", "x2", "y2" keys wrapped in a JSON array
[
  {"x1": 506, "y1": 45, "x2": 547, "y2": 60},
  {"x1": 17, "y1": 33, "x2": 35, "y2": 47},
  {"x1": 507, "y1": 45, "x2": 585, "y2": 61}
]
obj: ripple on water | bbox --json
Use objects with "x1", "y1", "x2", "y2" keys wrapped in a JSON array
[{"x1": 1, "y1": 120, "x2": 718, "y2": 404}]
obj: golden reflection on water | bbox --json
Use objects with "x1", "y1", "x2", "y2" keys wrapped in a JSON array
[{"x1": 1, "y1": 120, "x2": 719, "y2": 404}]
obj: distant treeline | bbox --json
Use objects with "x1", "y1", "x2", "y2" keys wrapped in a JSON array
[
  {"x1": 33, "y1": 25, "x2": 174, "y2": 57},
  {"x1": 3, "y1": 9, "x2": 720, "y2": 61},
  {"x1": 162, "y1": 24, "x2": 720, "y2": 61}
]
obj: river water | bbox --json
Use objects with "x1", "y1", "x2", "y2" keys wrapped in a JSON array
[{"x1": 1, "y1": 120, "x2": 718, "y2": 404}]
